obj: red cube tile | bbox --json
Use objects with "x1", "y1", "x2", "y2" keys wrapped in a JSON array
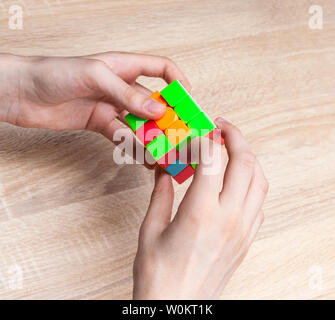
[
  {"x1": 173, "y1": 165, "x2": 195, "y2": 184},
  {"x1": 157, "y1": 148, "x2": 179, "y2": 169},
  {"x1": 135, "y1": 120, "x2": 164, "y2": 146},
  {"x1": 206, "y1": 128, "x2": 224, "y2": 145}
]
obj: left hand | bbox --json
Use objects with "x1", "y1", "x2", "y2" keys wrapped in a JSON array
[{"x1": 0, "y1": 52, "x2": 190, "y2": 145}]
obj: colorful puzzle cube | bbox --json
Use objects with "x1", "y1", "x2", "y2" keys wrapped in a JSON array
[{"x1": 125, "y1": 80, "x2": 224, "y2": 184}]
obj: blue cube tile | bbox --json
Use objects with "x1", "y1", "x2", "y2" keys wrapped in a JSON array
[{"x1": 165, "y1": 159, "x2": 188, "y2": 177}]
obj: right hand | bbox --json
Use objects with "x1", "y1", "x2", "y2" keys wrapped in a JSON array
[{"x1": 133, "y1": 118, "x2": 269, "y2": 299}]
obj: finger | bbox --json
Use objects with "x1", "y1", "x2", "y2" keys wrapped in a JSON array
[
  {"x1": 140, "y1": 167, "x2": 174, "y2": 241},
  {"x1": 243, "y1": 160, "x2": 269, "y2": 223},
  {"x1": 189, "y1": 136, "x2": 227, "y2": 195},
  {"x1": 83, "y1": 100, "x2": 119, "y2": 132},
  {"x1": 215, "y1": 117, "x2": 256, "y2": 208},
  {"x1": 134, "y1": 54, "x2": 191, "y2": 91},
  {"x1": 84, "y1": 59, "x2": 166, "y2": 119},
  {"x1": 117, "y1": 82, "x2": 153, "y2": 126},
  {"x1": 133, "y1": 82, "x2": 153, "y2": 96},
  {"x1": 86, "y1": 101, "x2": 154, "y2": 169},
  {"x1": 114, "y1": 83, "x2": 157, "y2": 169},
  {"x1": 86, "y1": 52, "x2": 191, "y2": 92},
  {"x1": 117, "y1": 82, "x2": 160, "y2": 130}
]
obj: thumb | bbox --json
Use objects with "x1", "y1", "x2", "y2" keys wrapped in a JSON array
[
  {"x1": 87, "y1": 60, "x2": 166, "y2": 119},
  {"x1": 140, "y1": 167, "x2": 174, "y2": 241}
]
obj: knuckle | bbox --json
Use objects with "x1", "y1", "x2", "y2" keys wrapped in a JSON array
[
  {"x1": 87, "y1": 59, "x2": 107, "y2": 74},
  {"x1": 260, "y1": 178, "x2": 269, "y2": 194},
  {"x1": 238, "y1": 151, "x2": 256, "y2": 170},
  {"x1": 187, "y1": 213, "x2": 202, "y2": 227},
  {"x1": 259, "y1": 211, "x2": 265, "y2": 224},
  {"x1": 139, "y1": 219, "x2": 149, "y2": 236},
  {"x1": 159, "y1": 56, "x2": 176, "y2": 79},
  {"x1": 224, "y1": 213, "x2": 242, "y2": 235},
  {"x1": 123, "y1": 85, "x2": 139, "y2": 104},
  {"x1": 162, "y1": 56, "x2": 174, "y2": 66},
  {"x1": 186, "y1": 204, "x2": 216, "y2": 227},
  {"x1": 188, "y1": 207, "x2": 210, "y2": 225}
]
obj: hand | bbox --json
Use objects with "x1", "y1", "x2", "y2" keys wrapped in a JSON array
[
  {"x1": 133, "y1": 118, "x2": 269, "y2": 299},
  {"x1": 0, "y1": 52, "x2": 190, "y2": 145}
]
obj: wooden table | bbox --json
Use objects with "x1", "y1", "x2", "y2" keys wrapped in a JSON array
[{"x1": 0, "y1": 0, "x2": 334, "y2": 299}]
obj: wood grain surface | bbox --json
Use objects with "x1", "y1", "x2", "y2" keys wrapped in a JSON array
[{"x1": 0, "y1": 0, "x2": 334, "y2": 299}]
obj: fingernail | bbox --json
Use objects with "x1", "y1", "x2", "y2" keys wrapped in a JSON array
[
  {"x1": 216, "y1": 117, "x2": 228, "y2": 123},
  {"x1": 215, "y1": 117, "x2": 230, "y2": 127},
  {"x1": 145, "y1": 99, "x2": 165, "y2": 116}
]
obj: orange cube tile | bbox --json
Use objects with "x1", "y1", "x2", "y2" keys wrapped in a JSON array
[
  {"x1": 151, "y1": 91, "x2": 169, "y2": 106},
  {"x1": 155, "y1": 107, "x2": 179, "y2": 131},
  {"x1": 164, "y1": 120, "x2": 191, "y2": 146}
]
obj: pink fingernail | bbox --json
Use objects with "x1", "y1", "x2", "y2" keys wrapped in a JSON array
[
  {"x1": 215, "y1": 117, "x2": 229, "y2": 125},
  {"x1": 217, "y1": 117, "x2": 226, "y2": 122},
  {"x1": 145, "y1": 99, "x2": 165, "y2": 115}
]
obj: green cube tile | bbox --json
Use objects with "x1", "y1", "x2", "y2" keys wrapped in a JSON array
[
  {"x1": 146, "y1": 134, "x2": 174, "y2": 161},
  {"x1": 188, "y1": 112, "x2": 215, "y2": 137},
  {"x1": 125, "y1": 113, "x2": 148, "y2": 131},
  {"x1": 160, "y1": 80, "x2": 188, "y2": 107},
  {"x1": 191, "y1": 163, "x2": 197, "y2": 170},
  {"x1": 174, "y1": 95, "x2": 202, "y2": 123}
]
